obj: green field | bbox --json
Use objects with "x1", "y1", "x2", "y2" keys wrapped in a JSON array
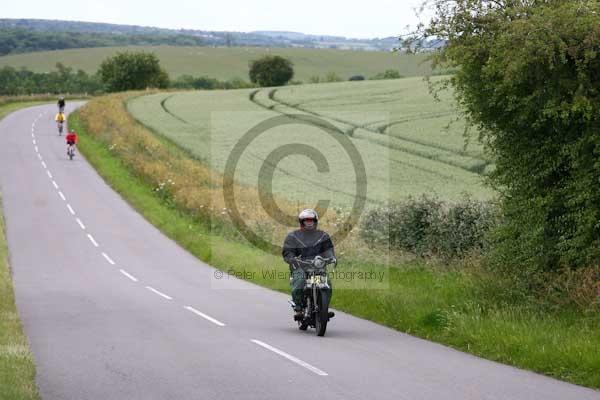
[
  {"x1": 0, "y1": 45, "x2": 432, "y2": 81},
  {"x1": 128, "y1": 77, "x2": 494, "y2": 211}
]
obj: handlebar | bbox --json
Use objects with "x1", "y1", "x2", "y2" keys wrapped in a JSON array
[{"x1": 293, "y1": 255, "x2": 337, "y2": 269}]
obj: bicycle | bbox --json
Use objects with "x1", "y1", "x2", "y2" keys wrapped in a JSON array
[{"x1": 67, "y1": 143, "x2": 75, "y2": 160}]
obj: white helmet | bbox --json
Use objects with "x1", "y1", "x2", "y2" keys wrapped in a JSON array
[{"x1": 298, "y1": 209, "x2": 318, "y2": 229}]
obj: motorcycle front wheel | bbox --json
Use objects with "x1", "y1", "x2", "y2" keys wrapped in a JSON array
[{"x1": 315, "y1": 291, "x2": 328, "y2": 337}]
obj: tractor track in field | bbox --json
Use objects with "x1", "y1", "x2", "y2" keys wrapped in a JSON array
[
  {"x1": 268, "y1": 89, "x2": 490, "y2": 172},
  {"x1": 249, "y1": 90, "x2": 468, "y2": 182},
  {"x1": 249, "y1": 89, "x2": 490, "y2": 176},
  {"x1": 160, "y1": 94, "x2": 198, "y2": 126}
]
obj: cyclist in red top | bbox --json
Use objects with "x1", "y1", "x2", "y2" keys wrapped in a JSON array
[{"x1": 66, "y1": 130, "x2": 78, "y2": 159}]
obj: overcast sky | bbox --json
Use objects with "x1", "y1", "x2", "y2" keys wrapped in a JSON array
[{"x1": 4, "y1": 0, "x2": 427, "y2": 38}]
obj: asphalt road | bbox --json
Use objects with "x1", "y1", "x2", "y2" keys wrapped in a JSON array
[{"x1": 1, "y1": 103, "x2": 598, "y2": 400}]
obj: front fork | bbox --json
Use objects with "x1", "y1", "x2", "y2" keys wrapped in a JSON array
[{"x1": 312, "y1": 284, "x2": 319, "y2": 315}]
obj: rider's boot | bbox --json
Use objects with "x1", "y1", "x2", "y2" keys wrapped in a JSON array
[
  {"x1": 293, "y1": 308, "x2": 304, "y2": 321},
  {"x1": 328, "y1": 311, "x2": 335, "y2": 319},
  {"x1": 294, "y1": 310, "x2": 304, "y2": 321}
]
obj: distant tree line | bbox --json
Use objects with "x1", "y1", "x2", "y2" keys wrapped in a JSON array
[
  {"x1": 306, "y1": 69, "x2": 404, "y2": 84},
  {"x1": 0, "y1": 50, "x2": 407, "y2": 95},
  {"x1": 0, "y1": 63, "x2": 102, "y2": 95},
  {"x1": 0, "y1": 18, "x2": 402, "y2": 51},
  {"x1": 171, "y1": 75, "x2": 255, "y2": 90},
  {"x1": 0, "y1": 52, "x2": 256, "y2": 95},
  {"x1": 0, "y1": 28, "x2": 204, "y2": 56}
]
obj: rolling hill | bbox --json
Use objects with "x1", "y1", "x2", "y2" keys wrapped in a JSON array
[{"x1": 0, "y1": 45, "x2": 432, "y2": 81}]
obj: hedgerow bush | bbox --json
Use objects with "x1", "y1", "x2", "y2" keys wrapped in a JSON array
[
  {"x1": 361, "y1": 196, "x2": 497, "y2": 260},
  {"x1": 416, "y1": 1, "x2": 600, "y2": 283}
]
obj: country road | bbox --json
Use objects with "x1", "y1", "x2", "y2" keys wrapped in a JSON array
[{"x1": 0, "y1": 103, "x2": 598, "y2": 400}]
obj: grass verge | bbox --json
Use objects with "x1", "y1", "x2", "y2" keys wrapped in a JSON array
[
  {"x1": 0, "y1": 102, "x2": 41, "y2": 400},
  {"x1": 69, "y1": 95, "x2": 600, "y2": 389}
]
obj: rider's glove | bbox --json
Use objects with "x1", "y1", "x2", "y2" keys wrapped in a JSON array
[{"x1": 288, "y1": 259, "x2": 299, "y2": 270}]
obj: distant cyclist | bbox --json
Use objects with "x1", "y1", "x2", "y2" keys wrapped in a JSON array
[
  {"x1": 66, "y1": 129, "x2": 78, "y2": 159},
  {"x1": 55, "y1": 112, "x2": 66, "y2": 135},
  {"x1": 57, "y1": 96, "x2": 66, "y2": 113}
]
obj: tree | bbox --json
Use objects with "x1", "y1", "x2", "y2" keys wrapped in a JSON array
[
  {"x1": 248, "y1": 55, "x2": 294, "y2": 87},
  {"x1": 416, "y1": 1, "x2": 600, "y2": 280},
  {"x1": 99, "y1": 51, "x2": 169, "y2": 92}
]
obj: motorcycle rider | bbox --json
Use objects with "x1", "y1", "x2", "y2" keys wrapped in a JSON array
[{"x1": 282, "y1": 209, "x2": 336, "y2": 320}]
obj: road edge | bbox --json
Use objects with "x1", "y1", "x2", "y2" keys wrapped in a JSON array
[{"x1": 0, "y1": 102, "x2": 42, "y2": 400}]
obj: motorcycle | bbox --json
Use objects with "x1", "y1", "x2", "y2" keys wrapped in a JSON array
[{"x1": 289, "y1": 256, "x2": 336, "y2": 336}]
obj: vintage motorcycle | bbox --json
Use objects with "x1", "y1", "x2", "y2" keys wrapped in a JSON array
[{"x1": 289, "y1": 255, "x2": 336, "y2": 336}]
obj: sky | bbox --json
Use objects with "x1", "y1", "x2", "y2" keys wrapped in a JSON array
[{"x1": 4, "y1": 0, "x2": 427, "y2": 39}]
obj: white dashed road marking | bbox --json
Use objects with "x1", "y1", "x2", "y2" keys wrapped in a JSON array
[
  {"x1": 76, "y1": 218, "x2": 86, "y2": 230},
  {"x1": 120, "y1": 269, "x2": 139, "y2": 282},
  {"x1": 184, "y1": 306, "x2": 226, "y2": 327},
  {"x1": 146, "y1": 286, "x2": 173, "y2": 300},
  {"x1": 102, "y1": 252, "x2": 116, "y2": 265},
  {"x1": 58, "y1": 191, "x2": 66, "y2": 201},
  {"x1": 67, "y1": 204, "x2": 75, "y2": 215},
  {"x1": 87, "y1": 234, "x2": 99, "y2": 247},
  {"x1": 250, "y1": 340, "x2": 328, "y2": 376}
]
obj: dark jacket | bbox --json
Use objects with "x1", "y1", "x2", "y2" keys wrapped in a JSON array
[{"x1": 282, "y1": 228, "x2": 335, "y2": 267}]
